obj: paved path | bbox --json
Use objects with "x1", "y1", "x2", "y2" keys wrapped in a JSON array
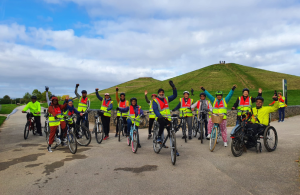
[{"x1": 0, "y1": 105, "x2": 299, "y2": 195}]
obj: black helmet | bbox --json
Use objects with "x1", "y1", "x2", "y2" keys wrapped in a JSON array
[
  {"x1": 255, "y1": 96, "x2": 264, "y2": 102},
  {"x1": 31, "y1": 96, "x2": 37, "y2": 99},
  {"x1": 120, "y1": 92, "x2": 125, "y2": 97},
  {"x1": 50, "y1": 95, "x2": 55, "y2": 99},
  {"x1": 200, "y1": 92, "x2": 206, "y2": 97},
  {"x1": 130, "y1": 97, "x2": 137, "y2": 103},
  {"x1": 242, "y1": 88, "x2": 250, "y2": 93},
  {"x1": 81, "y1": 90, "x2": 87, "y2": 93}
]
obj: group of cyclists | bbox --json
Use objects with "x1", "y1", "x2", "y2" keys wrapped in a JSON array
[{"x1": 21, "y1": 81, "x2": 284, "y2": 154}]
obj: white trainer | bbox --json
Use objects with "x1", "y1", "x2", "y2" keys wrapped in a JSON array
[
  {"x1": 47, "y1": 146, "x2": 52, "y2": 153},
  {"x1": 206, "y1": 134, "x2": 211, "y2": 140},
  {"x1": 224, "y1": 142, "x2": 228, "y2": 147}
]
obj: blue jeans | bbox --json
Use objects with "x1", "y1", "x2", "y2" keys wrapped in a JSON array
[
  {"x1": 279, "y1": 107, "x2": 285, "y2": 121},
  {"x1": 127, "y1": 119, "x2": 139, "y2": 144}
]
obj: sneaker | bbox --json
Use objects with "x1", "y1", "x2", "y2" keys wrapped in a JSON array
[
  {"x1": 182, "y1": 135, "x2": 186, "y2": 139},
  {"x1": 198, "y1": 136, "x2": 201, "y2": 140},
  {"x1": 107, "y1": 135, "x2": 110, "y2": 139},
  {"x1": 156, "y1": 136, "x2": 162, "y2": 143},
  {"x1": 47, "y1": 145, "x2": 52, "y2": 153},
  {"x1": 206, "y1": 134, "x2": 210, "y2": 140},
  {"x1": 148, "y1": 134, "x2": 152, "y2": 139},
  {"x1": 115, "y1": 134, "x2": 118, "y2": 137},
  {"x1": 103, "y1": 136, "x2": 107, "y2": 140},
  {"x1": 224, "y1": 142, "x2": 228, "y2": 147},
  {"x1": 189, "y1": 136, "x2": 192, "y2": 140},
  {"x1": 138, "y1": 144, "x2": 141, "y2": 148},
  {"x1": 282, "y1": 120, "x2": 284, "y2": 122},
  {"x1": 278, "y1": 120, "x2": 280, "y2": 122},
  {"x1": 176, "y1": 151, "x2": 180, "y2": 156}
]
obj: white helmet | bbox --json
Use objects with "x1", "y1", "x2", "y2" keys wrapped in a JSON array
[{"x1": 183, "y1": 91, "x2": 190, "y2": 95}]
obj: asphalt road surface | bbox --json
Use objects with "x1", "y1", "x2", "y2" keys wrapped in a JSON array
[{"x1": 0, "y1": 105, "x2": 299, "y2": 195}]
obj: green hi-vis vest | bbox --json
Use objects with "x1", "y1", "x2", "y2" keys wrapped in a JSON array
[
  {"x1": 154, "y1": 97, "x2": 171, "y2": 121},
  {"x1": 279, "y1": 96, "x2": 285, "y2": 108},
  {"x1": 149, "y1": 100, "x2": 156, "y2": 119},
  {"x1": 78, "y1": 96, "x2": 89, "y2": 112},
  {"x1": 49, "y1": 106, "x2": 63, "y2": 127},
  {"x1": 179, "y1": 98, "x2": 193, "y2": 117},
  {"x1": 100, "y1": 99, "x2": 113, "y2": 117},
  {"x1": 212, "y1": 98, "x2": 228, "y2": 119},
  {"x1": 196, "y1": 100, "x2": 212, "y2": 118},
  {"x1": 62, "y1": 109, "x2": 73, "y2": 124},
  {"x1": 117, "y1": 100, "x2": 129, "y2": 117},
  {"x1": 128, "y1": 105, "x2": 141, "y2": 127},
  {"x1": 237, "y1": 96, "x2": 252, "y2": 116}
]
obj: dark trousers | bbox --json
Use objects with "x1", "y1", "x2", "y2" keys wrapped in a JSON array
[
  {"x1": 148, "y1": 118, "x2": 155, "y2": 135},
  {"x1": 279, "y1": 107, "x2": 285, "y2": 121},
  {"x1": 246, "y1": 123, "x2": 266, "y2": 136},
  {"x1": 34, "y1": 116, "x2": 42, "y2": 134},
  {"x1": 101, "y1": 115, "x2": 111, "y2": 136},
  {"x1": 158, "y1": 118, "x2": 171, "y2": 136},
  {"x1": 116, "y1": 116, "x2": 128, "y2": 134},
  {"x1": 76, "y1": 112, "x2": 89, "y2": 128}
]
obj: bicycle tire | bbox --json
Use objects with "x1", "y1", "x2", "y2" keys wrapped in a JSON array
[
  {"x1": 153, "y1": 125, "x2": 162, "y2": 153},
  {"x1": 170, "y1": 131, "x2": 177, "y2": 165},
  {"x1": 68, "y1": 128, "x2": 77, "y2": 154},
  {"x1": 131, "y1": 130, "x2": 138, "y2": 153},
  {"x1": 76, "y1": 124, "x2": 91, "y2": 146},
  {"x1": 32, "y1": 124, "x2": 37, "y2": 135},
  {"x1": 24, "y1": 122, "x2": 29, "y2": 140},
  {"x1": 209, "y1": 125, "x2": 218, "y2": 152},
  {"x1": 183, "y1": 119, "x2": 187, "y2": 143},
  {"x1": 263, "y1": 126, "x2": 278, "y2": 152},
  {"x1": 231, "y1": 138, "x2": 244, "y2": 157},
  {"x1": 127, "y1": 134, "x2": 131, "y2": 146},
  {"x1": 200, "y1": 122, "x2": 204, "y2": 144},
  {"x1": 118, "y1": 120, "x2": 123, "y2": 142},
  {"x1": 192, "y1": 117, "x2": 197, "y2": 137},
  {"x1": 94, "y1": 123, "x2": 104, "y2": 144}
]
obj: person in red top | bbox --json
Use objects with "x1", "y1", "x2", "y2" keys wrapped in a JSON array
[{"x1": 47, "y1": 96, "x2": 68, "y2": 152}]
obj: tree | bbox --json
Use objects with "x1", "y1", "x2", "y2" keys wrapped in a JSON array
[
  {"x1": 40, "y1": 91, "x2": 52, "y2": 102},
  {"x1": 3, "y1": 95, "x2": 10, "y2": 100},
  {"x1": 23, "y1": 92, "x2": 31, "y2": 103},
  {"x1": 61, "y1": 95, "x2": 71, "y2": 101},
  {"x1": 57, "y1": 96, "x2": 62, "y2": 101},
  {"x1": 32, "y1": 89, "x2": 42, "y2": 100}
]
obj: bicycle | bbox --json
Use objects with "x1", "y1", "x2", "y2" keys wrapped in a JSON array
[
  {"x1": 152, "y1": 116, "x2": 177, "y2": 165},
  {"x1": 61, "y1": 116, "x2": 78, "y2": 154},
  {"x1": 117, "y1": 112, "x2": 126, "y2": 142},
  {"x1": 75, "y1": 112, "x2": 91, "y2": 146},
  {"x1": 127, "y1": 117, "x2": 141, "y2": 153},
  {"x1": 209, "y1": 114, "x2": 224, "y2": 152},
  {"x1": 23, "y1": 112, "x2": 37, "y2": 140},
  {"x1": 174, "y1": 110, "x2": 188, "y2": 143},
  {"x1": 44, "y1": 110, "x2": 50, "y2": 142}
]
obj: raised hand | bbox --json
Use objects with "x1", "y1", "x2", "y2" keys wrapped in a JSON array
[
  {"x1": 200, "y1": 86, "x2": 205, "y2": 91},
  {"x1": 116, "y1": 87, "x2": 119, "y2": 92},
  {"x1": 76, "y1": 84, "x2": 79, "y2": 87},
  {"x1": 145, "y1": 90, "x2": 148, "y2": 95},
  {"x1": 258, "y1": 88, "x2": 262, "y2": 93},
  {"x1": 232, "y1": 85, "x2": 237, "y2": 90},
  {"x1": 95, "y1": 88, "x2": 99, "y2": 91},
  {"x1": 169, "y1": 80, "x2": 175, "y2": 88}
]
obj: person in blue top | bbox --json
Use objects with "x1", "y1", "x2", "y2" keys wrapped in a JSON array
[
  {"x1": 117, "y1": 97, "x2": 144, "y2": 148},
  {"x1": 200, "y1": 85, "x2": 236, "y2": 147}
]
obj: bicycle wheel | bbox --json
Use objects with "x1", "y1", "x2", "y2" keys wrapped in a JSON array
[
  {"x1": 68, "y1": 128, "x2": 77, "y2": 154},
  {"x1": 118, "y1": 120, "x2": 123, "y2": 142},
  {"x1": 200, "y1": 122, "x2": 204, "y2": 144},
  {"x1": 94, "y1": 123, "x2": 104, "y2": 144},
  {"x1": 131, "y1": 130, "x2": 138, "y2": 153},
  {"x1": 32, "y1": 124, "x2": 37, "y2": 135},
  {"x1": 153, "y1": 126, "x2": 162, "y2": 153},
  {"x1": 76, "y1": 124, "x2": 91, "y2": 146},
  {"x1": 209, "y1": 125, "x2": 218, "y2": 152},
  {"x1": 263, "y1": 126, "x2": 278, "y2": 152},
  {"x1": 170, "y1": 131, "x2": 177, "y2": 165},
  {"x1": 231, "y1": 138, "x2": 244, "y2": 157},
  {"x1": 24, "y1": 122, "x2": 30, "y2": 140},
  {"x1": 192, "y1": 118, "x2": 197, "y2": 137},
  {"x1": 127, "y1": 133, "x2": 131, "y2": 146},
  {"x1": 183, "y1": 120, "x2": 187, "y2": 143}
]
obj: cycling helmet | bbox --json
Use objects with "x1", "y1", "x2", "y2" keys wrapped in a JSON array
[
  {"x1": 151, "y1": 94, "x2": 157, "y2": 97},
  {"x1": 130, "y1": 97, "x2": 137, "y2": 103},
  {"x1": 50, "y1": 95, "x2": 55, "y2": 99},
  {"x1": 200, "y1": 92, "x2": 206, "y2": 97},
  {"x1": 183, "y1": 91, "x2": 190, "y2": 95},
  {"x1": 120, "y1": 92, "x2": 125, "y2": 97},
  {"x1": 242, "y1": 88, "x2": 250, "y2": 93},
  {"x1": 255, "y1": 96, "x2": 264, "y2": 102},
  {"x1": 215, "y1": 91, "x2": 223, "y2": 96},
  {"x1": 81, "y1": 90, "x2": 87, "y2": 93},
  {"x1": 31, "y1": 96, "x2": 37, "y2": 99}
]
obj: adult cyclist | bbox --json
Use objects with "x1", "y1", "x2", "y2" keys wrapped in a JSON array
[
  {"x1": 232, "y1": 88, "x2": 262, "y2": 125},
  {"x1": 172, "y1": 91, "x2": 193, "y2": 140},
  {"x1": 144, "y1": 90, "x2": 157, "y2": 139},
  {"x1": 115, "y1": 87, "x2": 129, "y2": 137},
  {"x1": 75, "y1": 84, "x2": 90, "y2": 129},
  {"x1": 200, "y1": 85, "x2": 236, "y2": 147}
]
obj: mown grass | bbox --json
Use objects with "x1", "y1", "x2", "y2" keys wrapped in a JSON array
[
  {"x1": 0, "y1": 104, "x2": 22, "y2": 114},
  {"x1": 0, "y1": 116, "x2": 6, "y2": 126}
]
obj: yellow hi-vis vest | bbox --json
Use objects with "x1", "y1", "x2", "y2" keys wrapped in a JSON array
[
  {"x1": 78, "y1": 96, "x2": 89, "y2": 112},
  {"x1": 279, "y1": 96, "x2": 285, "y2": 108},
  {"x1": 154, "y1": 97, "x2": 171, "y2": 121},
  {"x1": 179, "y1": 98, "x2": 193, "y2": 117},
  {"x1": 149, "y1": 100, "x2": 155, "y2": 119},
  {"x1": 100, "y1": 99, "x2": 113, "y2": 117},
  {"x1": 237, "y1": 96, "x2": 252, "y2": 116},
  {"x1": 49, "y1": 106, "x2": 63, "y2": 127},
  {"x1": 62, "y1": 109, "x2": 74, "y2": 124},
  {"x1": 128, "y1": 105, "x2": 141, "y2": 126},
  {"x1": 212, "y1": 98, "x2": 227, "y2": 119},
  {"x1": 117, "y1": 100, "x2": 129, "y2": 117}
]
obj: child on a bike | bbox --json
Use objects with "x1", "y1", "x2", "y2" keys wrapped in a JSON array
[
  {"x1": 63, "y1": 99, "x2": 83, "y2": 128},
  {"x1": 200, "y1": 85, "x2": 236, "y2": 147},
  {"x1": 117, "y1": 97, "x2": 144, "y2": 148}
]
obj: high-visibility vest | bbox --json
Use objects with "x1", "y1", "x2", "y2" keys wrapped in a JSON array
[
  {"x1": 128, "y1": 105, "x2": 141, "y2": 126},
  {"x1": 196, "y1": 100, "x2": 211, "y2": 118},
  {"x1": 100, "y1": 99, "x2": 113, "y2": 117},
  {"x1": 237, "y1": 96, "x2": 252, "y2": 116},
  {"x1": 212, "y1": 98, "x2": 228, "y2": 119},
  {"x1": 49, "y1": 106, "x2": 63, "y2": 127},
  {"x1": 117, "y1": 100, "x2": 129, "y2": 117},
  {"x1": 62, "y1": 109, "x2": 74, "y2": 124},
  {"x1": 154, "y1": 97, "x2": 171, "y2": 121},
  {"x1": 279, "y1": 96, "x2": 285, "y2": 108},
  {"x1": 179, "y1": 98, "x2": 193, "y2": 117},
  {"x1": 149, "y1": 100, "x2": 155, "y2": 119},
  {"x1": 78, "y1": 96, "x2": 89, "y2": 112}
]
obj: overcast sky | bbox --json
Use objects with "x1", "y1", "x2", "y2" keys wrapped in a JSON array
[{"x1": 1, "y1": 0, "x2": 300, "y2": 98}]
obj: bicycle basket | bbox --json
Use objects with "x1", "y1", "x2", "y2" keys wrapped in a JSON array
[{"x1": 211, "y1": 114, "x2": 224, "y2": 124}]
